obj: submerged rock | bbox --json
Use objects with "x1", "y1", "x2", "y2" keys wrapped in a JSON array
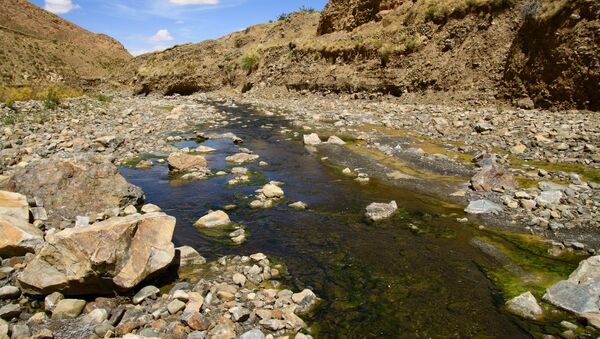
[
  {"x1": 543, "y1": 255, "x2": 600, "y2": 328},
  {"x1": 505, "y1": 291, "x2": 543, "y2": 320},
  {"x1": 18, "y1": 213, "x2": 176, "y2": 295},
  {"x1": 365, "y1": 201, "x2": 398, "y2": 221},
  {"x1": 464, "y1": 199, "x2": 503, "y2": 215}
]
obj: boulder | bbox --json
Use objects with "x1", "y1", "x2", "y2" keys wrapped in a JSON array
[
  {"x1": 6, "y1": 156, "x2": 144, "y2": 227},
  {"x1": 505, "y1": 291, "x2": 543, "y2": 320},
  {"x1": 194, "y1": 210, "x2": 230, "y2": 228},
  {"x1": 175, "y1": 246, "x2": 206, "y2": 270},
  {"x1": 536, "y1": 191, "x2": 563, "y2": 207},
  {"x1": 0, "y1": 215, "x2": 43, "y2": 257},
  {"x1": 365, "y1": 201, "x2": 397, "y2": 221},
  {"x1": 327, "y1": 135, "x2": 346, "y2": 145},
  {"x1": 51, "y1": 299, "x2": 86, "y2": 319},
  {"x1": 464, "y1": 199, "x2": 503, "y2": 215},
  {"x1": 167, "y1": 153, "x2": 208, "y2": 172},
  {"x1": 18, "y1": 213, "x2": 176, "y2": 295},
  {"x1": 543, "y1": 255, "x2": 600, "y2": 328},
  {"x1": 303, "y1": 133, "x2": 321, "y2": 146},
  {"x1": 471, "y1": 161, "x2": 517, "y2": 192}
]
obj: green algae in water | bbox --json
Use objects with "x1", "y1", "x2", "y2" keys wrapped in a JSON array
[
  {"x1": 473, "y1": 230, "x2": 584, "y2": 299},
  {"x1": 195, "y1": 223, "x2": 248, "y2": 246},
  {"x1": 225, "y1": 170, "x2": 270, "y2": 188}
]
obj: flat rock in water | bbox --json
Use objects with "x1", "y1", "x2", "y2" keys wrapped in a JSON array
[
  {"x1": 543, "y1": 255, "x2": 600, "y2": 328},
  {"x1": 194, "y1": 210, "x2": 230, "y2": 228},
  {"x1": 365, "y1": 201, "x2": 397, "y2": 221},
  {"x1": 262, "y1": 184, "x2": 284, "y2": 199},
  {"x1": 226, "y1": 153, "x2": 259, "y2": 164},
  {"x1": 167, "y1": 153, "x2": 208, "y2": 172},
  {"x1": 464, "y1": 199, "x2": 503, "y2": 214},
  {"x1": 18, "y1": 213, "x2": 176, "y2": 295}
]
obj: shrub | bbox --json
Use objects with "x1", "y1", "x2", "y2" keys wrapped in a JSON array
[
  {"x1": 95, "y1": 94, "x2": 113, "y2": 103},
  {"x1": 43, "y1": 88, "x2": 59, "y2": 110},
  {"x1": 278, "y1": 13, "x2": 289, "y2": 21},
  {"x1": 425, "y1": 5, "x2": 437, "y2": 22},
  {"x1": 240, "y1": 51, "x2": 261, "y2": 74}
]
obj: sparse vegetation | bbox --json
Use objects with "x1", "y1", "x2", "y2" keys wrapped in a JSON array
[
  {"x1": 43, "y1": 88, "x2": 60, "y2": 110},
  {"x1": 0, "y1": 85, "x2": 83, "y2": 106},
  {"x1": 240, "y1": 50, "x2": 261, "y2": 74},
  {"x1": 94, "y1": 94, "x2": 113, "y2": 103}
]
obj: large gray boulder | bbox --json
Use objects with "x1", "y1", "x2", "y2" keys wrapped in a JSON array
[
  {"x1": 18, "y1": 213, "x2": 176, "y2": 295},
  {"x1": 543, "y1": 255, "x2": 600, "y2": 328},
  {"x1": 6, "y1": 155, "x2": 144, "y2": 227},
  {"x1": 505, "y1": 291, "x2": 543, "y2": 320}
]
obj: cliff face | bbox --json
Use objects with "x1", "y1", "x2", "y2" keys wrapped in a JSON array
[
  {"x1": 116, "y1": 0, "x2": 599, "y2": 111},
  {"x1": 0, "y1": 0, "x2": 131, "y2": 88}
]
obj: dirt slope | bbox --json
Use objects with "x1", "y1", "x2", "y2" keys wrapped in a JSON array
[
  {"x1": 0, "y1": 0, "x2": 131, "y2": 88},
  {"x1": 114, "y1": 0, "x2": 599, "y2": 111}
]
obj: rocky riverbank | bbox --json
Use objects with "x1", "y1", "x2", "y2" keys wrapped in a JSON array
[
  {"x1": 0, "y1": 95, "x2": 318, "y2": 339},
  {"x1": 0, "y1": 92, "x2": 599, "y2": 338}
]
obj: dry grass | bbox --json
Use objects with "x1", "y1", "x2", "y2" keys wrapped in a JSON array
[
  {"x1": 408, "y1": 0, "x2": 515, "y2": 23},
  {"x1": 0, "y1": 85, "x2": 84, "y2": 106}
]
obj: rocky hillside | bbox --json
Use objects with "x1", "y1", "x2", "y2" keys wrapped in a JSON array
[
  {"x1": 0, "y1": 0, "x2": 131, "y2": 88},
  {"x1": 115, "y1": 0, "x2": 599, "y2": 111}
]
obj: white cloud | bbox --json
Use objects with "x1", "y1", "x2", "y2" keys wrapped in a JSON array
[
  {"x1": 168, "y1": 0, "x2": 220, "y2": 5},
  {"x1": 130, "y1": 45, "x2": 169, "y2": 57},
  {"x1": 44, "y1": 0, "x2": 80, "y2": 14},
  {"x1": 149, "y1": 29, "x2": 174, "y2": 43}
]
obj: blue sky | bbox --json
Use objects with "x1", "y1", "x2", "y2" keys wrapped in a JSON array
[{"x1": 30, "y1": 0, "x2": 328, "y2": 56}]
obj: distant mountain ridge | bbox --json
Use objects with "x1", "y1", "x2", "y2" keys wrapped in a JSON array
[{"x1": 0, "y1": 0, "x2": 131, "y2": 88}]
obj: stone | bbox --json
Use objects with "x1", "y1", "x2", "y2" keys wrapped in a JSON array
[
  {"x1": 262, "y1": 184, "x2": 284, "y2": 199},
  {"x1": 181, "y1": 311, "x2": 210, "y2": 331},
  {"x1": 18, "y1": 213, "x2": 176, "y2": 295},
  {"x1": 303, "y1": 133, "x2": 321, "y2": 146},
  {"x1": 229, "y1": 306, "x2": 250, "y2": 322},
  {"x1": 292, "y1": 289, "x2": 318, "y2": 313},
  {"x1": 75, "y1": 215, "x2": 90, "y2": 228},
  {"x1": 94, "y1": 322, "x2": 114, "y2": 337},
  {"x1": 168, "y1": 299, "x2": 186, "y2": 314},
  {"x1": 464, "y1": 199, "x2": 503, "y2": 215},
  {"x1": 44, "y1": 292, "x2": 64, "y2": 312},
  {"x1": 123, "y1": 205, "x2": 138, "y2": 215},
  {"x1": 133, "y1": 285, "x2": 160, "y2": 304},
  {"x1": 536, "y1": 191, "x2": 563, "y2": 207},
  {"x1": 225, "y1": 153, "x2": 259, "y2": 164},
  {"x1": 327, "y1": 135, "x2": 346, "y2": 145},
  {"x1": 543, "y1": 255, "x2": 600, "y2": 328},
  {"x1": 206, "y1": 317, "x2": 235, "y2": 338},
  {"x1": 365, "y1": 201, "x2": 397, "y2": 221},
  {"x1": 194, "y1": 210, "x2": 230, "y2": 228},
  {"x1": 187, "y1": 331, "x2": 207, "y2": 339},
  {"x1": 195, "y1": 145, "x2": 216, "y2": 153},
  {"x1": 51, "y1": 299, "x2": 86, "y2": 319},
  {"x1": 239, "y1": 329, "x2": 265, "y2": 339},
  {"x1": 0, "y1": 304, "x2": 20, "y2": 319},
  {"x1": 173, "y1": 289, "x2": 189, "y2": 301},
  {"x1": 141, "y1": 204, "x2": 161, "y2": 213},
  {"x1": 259, "y1": 318, "x2": 285, "y2": 331},
  {"x1": 505, "y1": 291, "x2": 543, "y2": 320},
  {"x1": 233, "y1": 273, "x2": 246, "y2": 286},
  {"x1": 176, "y1": 246, "x2": 206, "y2": 269},
  {"x1": 516, "y1": 97, "x2": 535, "y2": 109},
  {"x1": 471, "y1": 161, "x2": 517, "y2": 192},
  {"x1": 136, "y1": 160, "x2": 153, "y2": 169},
  {"x1": 167, "y1": 153, "x2": 208, "y2": 173},
  {"x1": 0, "y1": 191, "x2": 29, "y2": 221},
  {"x1": 0, "y1": 286, "x2": 20, "y2": 299},
  {"x1": 86, "y1": 308, "x2": 109, "y2": 324},
  {"x1": 0, "y1": 215, "x2": 43, "y2": 257},
  {"x1": 9, "y1": 324, "x2": 29, "y2": 338},
  {"x1": 185, "y1": 292, "x2": 204, "y2": 312},
  {"x1": 510, "y1": 144, "x2": 527, "y2": 155},
  {"x1": 7, "y1": 156, "x2": 144, "y2": 228},
  {"x1": 289, "y1": 201, "x2": 307, "y2": 210}
]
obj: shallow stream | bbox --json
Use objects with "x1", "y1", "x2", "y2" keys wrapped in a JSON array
[{"x1": 121, "y1": 102, "x2": 583, "y2": 338}]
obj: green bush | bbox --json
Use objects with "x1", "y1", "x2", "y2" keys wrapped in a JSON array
[
  {"x1": 95, "y1": 94, "x2": 113, "y2": 103},
  {"x1": 43, "y1": 89, "x2": 59, "y2": 110},
  {"x1": 425, "y1": 6, "x2": 437, "y2": 22},
  {"x1": 240, "y1": 51, "x2": 261, "y2": 74}
]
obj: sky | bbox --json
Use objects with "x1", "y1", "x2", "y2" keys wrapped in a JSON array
[{"x1": 29, "y1": 0, "x2": 328, "y2": 56}]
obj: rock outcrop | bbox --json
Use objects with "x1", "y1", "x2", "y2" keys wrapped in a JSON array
[
  {"x1": 0, "y1": 191, "x2": 43, "y2": 257},
  {"x1": 6, "y1": 156, "x2": 144, "y2": 227},
  {"x1": 18, "y1": 213, "x2": 176, "y2": 295}
]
